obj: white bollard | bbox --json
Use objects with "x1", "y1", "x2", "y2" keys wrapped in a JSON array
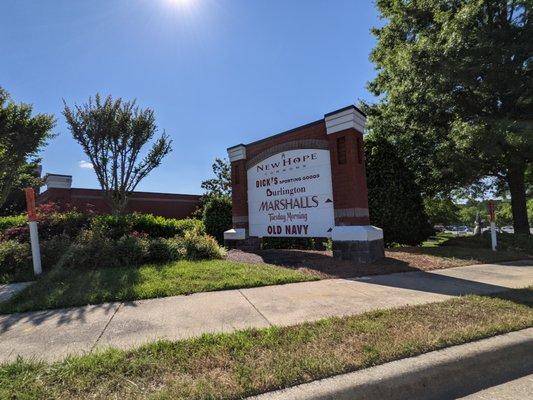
[
  {"x1": 28, "y1": 220, "x2": 42, "y2": 275},
  {"x1": 490, "y1": 221, "x2": 497, "y2": 252}
]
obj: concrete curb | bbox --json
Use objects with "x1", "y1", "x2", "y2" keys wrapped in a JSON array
[{"x1": 249, "y1": 328, "x2": 533, "y2": 400}]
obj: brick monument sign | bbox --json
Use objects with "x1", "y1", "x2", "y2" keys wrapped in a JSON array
[{"x1": 224, "y1": 105, "x2": 384, "y2": 264}]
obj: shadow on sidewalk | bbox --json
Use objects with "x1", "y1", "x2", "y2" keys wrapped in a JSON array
[
  {"x1": 0, "y1": 266, "x2": 141, "y2": 333},
  {"x1": 350, "y1": 266, "x2": 532, "y2": 299}
]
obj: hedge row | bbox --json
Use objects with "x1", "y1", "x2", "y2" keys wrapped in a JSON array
[
  {"x1": 0, "y1": 212, "x2": 204, "y2": 242},
  {"x1": 0, "y1": 231, "x2": 225, "y2": 284}
]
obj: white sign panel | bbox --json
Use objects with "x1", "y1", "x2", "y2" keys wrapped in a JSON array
[{"x1": 247, "y1": 149, "x2": 335, "y2": 237}]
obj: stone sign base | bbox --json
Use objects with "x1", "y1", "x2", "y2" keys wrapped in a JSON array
[
  {"x1": 224, "y1": 229, "x2": 261, "y2": 252},
  {"x1": 224, "y1": 225, "x2": 384, "y2": 265},
  {"x1": 331, "y1": 225, "x2": 384, "y2": 264}
]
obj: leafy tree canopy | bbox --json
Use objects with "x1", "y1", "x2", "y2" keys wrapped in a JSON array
[
  {"x1": 365, "y1": 0, "x2": 532, "y2": 234},
  {"x1": 0, "y1": 88, "x2": 55, "y2": 210},
  {"x1": 63, "y1": 94, "x2": 172, "y2": 215}
]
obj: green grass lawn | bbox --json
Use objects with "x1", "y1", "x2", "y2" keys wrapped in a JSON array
[
  {"x1": 1, "y1": 288, "x2": 531, "y2": 400},
  {"x1": 415, "y1": 232, "x2": 532, "y2": 264},
  {"x1": 0, "y1": 260, "x2": 315, "y2": 314}
]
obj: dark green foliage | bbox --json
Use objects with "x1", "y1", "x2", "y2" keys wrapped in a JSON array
[
  {"x1": 0, "y1": 88, "x2": 55, "y2": 209},
  {"x1": 90, "y1": 213, "x2": 203, "y2": 240},
  {"x1": 366, "y1": 0, "x2": 532, "y2": 234},
  {"x1": 0, "y1": 161, "x2": 43, "y2": 216},
  {"x1": 40, "y1": 235, "x2": 71, "y2": 269},
  {"x1": 202, "y1": 196, "x2": 232, "y2": 244},
  {"x1": 0, "y1": 240, "x2": 32, "y2": 282},
  {"x1": 366, "y1": 136, "x2": 433, "y2": 246}
]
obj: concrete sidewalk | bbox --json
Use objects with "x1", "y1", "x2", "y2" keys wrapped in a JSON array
[{"x1": 0, "y1": 260, "x2": 531, "y2": 362}]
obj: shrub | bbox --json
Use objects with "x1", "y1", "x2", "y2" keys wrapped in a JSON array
[
  {"x1": 62, "y1": 230, "x2": 118, "y2": 269},
  {"x1": 0, "y1": 215, "x2": 26, "y2": 231},
  {"x1": 202, "y1": 196, "x2": 232, "y2": 244},
  {"x1": 0, "y1": 240, "x2": 32, "y2": 281},
  {"x1": 179, "y1": 231, "x2": 226, "y2": 260},
  {"x1": 366, "y1": 136, "x2": 434, "y2": 246},
  {"x1": 41, "y1": 235, "x2": 72, "y2": 269},
  {"x1": 90, "y1": 213, "x2": 204, "y2": 240},
  {"x1": 115, "y1": 235, "x2": 150, "y2": 266},
  {"x1": 0, "y1": 211, "x2": 89, "y2": 242},
  {"x1": 147, "y1": 238, "x2": 174, "y2": 262}
]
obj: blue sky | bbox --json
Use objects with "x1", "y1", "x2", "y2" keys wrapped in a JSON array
[{"x1": 1, "y1": 0, "x2": 381, "y2": 195}]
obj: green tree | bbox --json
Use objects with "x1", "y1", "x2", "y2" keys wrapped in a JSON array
[
  {"x1": 64, "y1": 94, "x2": 172, "y2": 215},
  {"x1": 366, "y1": 0, "x2": 532, "y2": 234},
  {"x1": 424, "y1": 197, "x2": 460, "y2": 226},
  {"x1": 0, "y1": 161, "x2": 42, "y2": 216},
  {"x1": 201, "y1": 158, "x2": 231, "y2": 198},
  {"x1": 366, "y1": 136, "x2": 433, "y2": 246},
  {"x1": 0, "y1": 88, "x2": 55, "y2": 209}
]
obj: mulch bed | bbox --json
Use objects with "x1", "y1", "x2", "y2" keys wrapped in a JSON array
[{"x1": 226, "y1": 248, "x2": 473, "y2": 279}]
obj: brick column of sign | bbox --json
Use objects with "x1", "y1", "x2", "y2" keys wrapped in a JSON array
[
  {"x1": 325, "y1": 106, "x2": 384, "y2": 264},
  {"x1": 230, "y1": 157, "x2": 248, "y2": 229},
  {"x1": 327, "y1": 129, "x2": 370, "y2": 226},
  {"x1": 224, "y1": 144, "x2": 261, "y2": 250}
]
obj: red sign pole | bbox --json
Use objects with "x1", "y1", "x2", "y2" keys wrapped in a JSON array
[{"x1": 24, "y1": 188, "x2": 42, "y2": 275}]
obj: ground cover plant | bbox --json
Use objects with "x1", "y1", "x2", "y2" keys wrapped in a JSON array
[
  {"x1": 0, "y1": 259, "x2": 314, "y2": 313},
  {"x1": 0, "y1": 288, "x2": 531, "y2": 399}
]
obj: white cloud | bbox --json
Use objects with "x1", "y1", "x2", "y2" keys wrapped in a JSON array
[{"x1": 79, "y1": 160, "x2": 94, "y2": 169}]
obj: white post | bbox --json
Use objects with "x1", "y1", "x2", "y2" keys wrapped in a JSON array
[
  {"x1": 490, "y1": 221, "x2": 497, "y2": 251},
  {"x1": 28, "y1": 220, "x2": 42, "y2": 275}
]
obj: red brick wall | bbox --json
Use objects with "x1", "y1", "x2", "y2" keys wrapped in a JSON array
[
  {"x1": 328, "y1": 129, "x2": 370, "y2": 225},
  {"x1": 38, "y1": 188, "x2": 201, "y2": 219},
  {"x1": 230, "y1": 159, "x2": 249, "y2": 228},
  {"x1": 246, "y1": 120, "x2": 326, "y2": 160}
]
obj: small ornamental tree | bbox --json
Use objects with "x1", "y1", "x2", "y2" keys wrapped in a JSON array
[
  {"x1": 366, "y1": 136, "x2": 433, "y2": 246},
  {"x1": 64, "y1": 94, "x2": 172, "y2": 215},
  {"x1": 0, "y1": 87, "x2": 55, "y2": 209}
]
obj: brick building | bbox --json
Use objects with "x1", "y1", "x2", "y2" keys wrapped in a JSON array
[{"x1": 38, "y1": 174, "x2": 201, "y2": 219}]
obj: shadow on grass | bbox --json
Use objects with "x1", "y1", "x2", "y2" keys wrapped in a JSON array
[{"x1": 0, "y1": 266, "x2": 141, "y2": 333}]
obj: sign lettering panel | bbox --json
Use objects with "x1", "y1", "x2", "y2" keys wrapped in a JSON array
[{"x1": 247, "y1": 149, "x2": 335, "y2": 237}]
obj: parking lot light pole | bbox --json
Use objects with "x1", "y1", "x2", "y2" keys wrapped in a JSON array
[{"x1": 24, "y1": 187, "x2": 42, "y2": 275}]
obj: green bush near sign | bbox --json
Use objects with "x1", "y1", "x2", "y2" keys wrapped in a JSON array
[
  {"x1": 366, "y1": 136, "x2": 434, "y2": 246},
  {"x1": 202, "y1": 196, "x2": 232, "y2": 244}
]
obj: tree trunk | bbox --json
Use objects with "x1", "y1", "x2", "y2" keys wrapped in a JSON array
[{"x1": 507, "y1": 166, "x2": 531, "y2": 235}]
